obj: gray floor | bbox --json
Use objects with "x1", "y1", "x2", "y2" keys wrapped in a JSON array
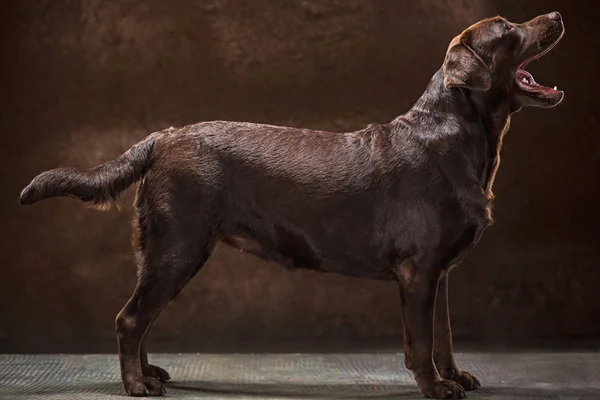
[{"x1": 0, "y1": 353, "x2": 599, "y2": 399}]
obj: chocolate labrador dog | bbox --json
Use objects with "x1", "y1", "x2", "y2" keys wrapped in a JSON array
[{"x1": 20, "y1": 12, "x2": 564, "y2": 399}]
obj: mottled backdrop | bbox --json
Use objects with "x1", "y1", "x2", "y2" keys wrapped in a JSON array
[{"x1": 1, "y1": 0, "x2": 599, "y2": 353}]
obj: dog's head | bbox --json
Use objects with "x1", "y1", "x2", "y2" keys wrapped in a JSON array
[{"x1": 443, "y1": 12, "x2": 565, "y2": 109}]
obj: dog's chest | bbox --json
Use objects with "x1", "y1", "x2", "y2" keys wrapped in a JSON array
[{"x1": 435, "y1": 184, "x2": 493, "y2": 267}]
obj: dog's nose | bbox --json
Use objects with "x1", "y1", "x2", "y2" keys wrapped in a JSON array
[{"x1": 548, "y1": 12, "x2": 562, "y2": 23}]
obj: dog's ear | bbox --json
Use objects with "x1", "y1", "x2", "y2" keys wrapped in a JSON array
[{"x1": 443, "y1": 35, "x2": 491, "y2": 91}]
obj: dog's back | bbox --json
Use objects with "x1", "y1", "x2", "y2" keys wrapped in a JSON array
[{"x1": 140, "y1": 120, "x2": 422, "y2": 280}]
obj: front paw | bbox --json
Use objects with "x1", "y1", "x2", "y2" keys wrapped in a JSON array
[
  {"x1": 419, "y1": 379, "x2": 466, "y2": 399},
  {"x1": 142, "y1": 363, "x2": 171, "y2": 383},
  {"x1": 441, "y1": 369, "x2": 481, "y2": 391},
  {"x1": 123, "y1": 376, "x2": 166, "y2": 397}
]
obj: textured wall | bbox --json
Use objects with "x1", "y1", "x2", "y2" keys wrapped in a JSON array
[{"x1": 1, "y1": 0, "x2": 599, "y2": 352}]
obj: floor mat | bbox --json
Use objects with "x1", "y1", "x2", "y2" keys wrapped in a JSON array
[{"x1": 0, "y1": 353, "x2": 598, "y2": 399}]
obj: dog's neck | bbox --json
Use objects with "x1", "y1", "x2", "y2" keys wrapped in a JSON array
[
  {"x1": 462, "y1": 79, "x2": 513, "y2": 200},
  {"x1": 396, "y1": 67, "x2": 512, "y2": 199}
]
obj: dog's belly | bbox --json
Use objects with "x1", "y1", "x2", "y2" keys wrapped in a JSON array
[
  {"x1": 221, "y1": 229, "x2": 396, "y2": 281},
  {"x1": 216, "y1": 186, "x2": 486, "y2": 281},
  {"x1": 218, "y1": 194, "x2": 484, "y2": 281}
]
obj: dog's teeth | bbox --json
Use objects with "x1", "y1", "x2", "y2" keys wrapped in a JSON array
[
  {"x1": 522, "y1": 78, "x2": 528, "y2": 83},
  {"x1": 553, "y1": 86, "x2": 558, "y2": 90}
]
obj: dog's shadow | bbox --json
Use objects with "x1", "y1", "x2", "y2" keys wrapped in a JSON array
[
  {"x1": 5, "y1": 379, "x2": 600, "y2": 399},
  {"x1": 167, "y1": 380, "x2": 600, "y2": 399},
  {"x1": 168, "y1": 380, "x2": 421, "y2": 399}
]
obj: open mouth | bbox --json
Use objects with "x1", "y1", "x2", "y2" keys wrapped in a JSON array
[
  {"x1": 515, "y1": 35, "x2": 563, "y2": 98},
  {"x1": 516, "y1": 69, "x2": 559, "y2": 94}
]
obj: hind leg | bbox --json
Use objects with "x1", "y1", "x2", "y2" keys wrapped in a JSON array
[
  {"x1": 116, "y1": 208, "x2": 213, "y2": 396},
  {"x1": 116, "y1": 249, "x2": 209, "y2": 396},
  {"x1": 139, "y1": 267, "x2": 200, "y2": 383}
]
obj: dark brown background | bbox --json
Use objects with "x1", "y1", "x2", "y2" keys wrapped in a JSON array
[{"x1": 1, "y1": 0, "x2": 599, "y2": 353}]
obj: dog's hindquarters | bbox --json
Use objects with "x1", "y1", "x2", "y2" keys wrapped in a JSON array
[{"x1": 19, "y1": 134, "x2": 158, "y2": 210}]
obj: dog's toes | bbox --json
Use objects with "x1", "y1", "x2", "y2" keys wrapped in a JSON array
[
  {"x1": 124, "y1": 376, "x2": 166, "y2": 397},
  {"x1": 144, "y1": 377, "x2": 167, "y2": 396},
  {"x1": 143, "y1": 364, "x2": 171, "y2": 383},
  {"x1": 152, "y1": 364, "x2": 171, "y2": 382},
  {"x1": 450, "y1": 370, "x2": 481, "y2": 391},
  {"x1": 420, "y1": 379, "x2": 466, "y2": 399}
]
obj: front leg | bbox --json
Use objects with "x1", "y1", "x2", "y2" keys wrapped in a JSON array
[
  {"x1": 395, "y1": 258, "x2": 465, "y2": 399},
  {"x1": 433, "y1": 274, "x2": 480, "y2": 391},
  {"x1": 140, "y1": 334, "x2": 171, "y2": 383}
]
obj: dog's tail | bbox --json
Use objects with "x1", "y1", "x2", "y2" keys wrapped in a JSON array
[{"x1": 19, "y1": 134, "x2": 158, "y2": 210}]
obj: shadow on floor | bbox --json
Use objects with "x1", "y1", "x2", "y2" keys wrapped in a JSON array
[
  {"x1": 5, "y1": 380, "x2": 600, "y2": 399},
  {"x1": 166, "y1": 381, "x2": 600, "y2": 399}
]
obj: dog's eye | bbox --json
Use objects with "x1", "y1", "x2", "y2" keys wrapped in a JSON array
[{"x1": 504, "y1": 23, "x2": 513, "y2": 32}]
